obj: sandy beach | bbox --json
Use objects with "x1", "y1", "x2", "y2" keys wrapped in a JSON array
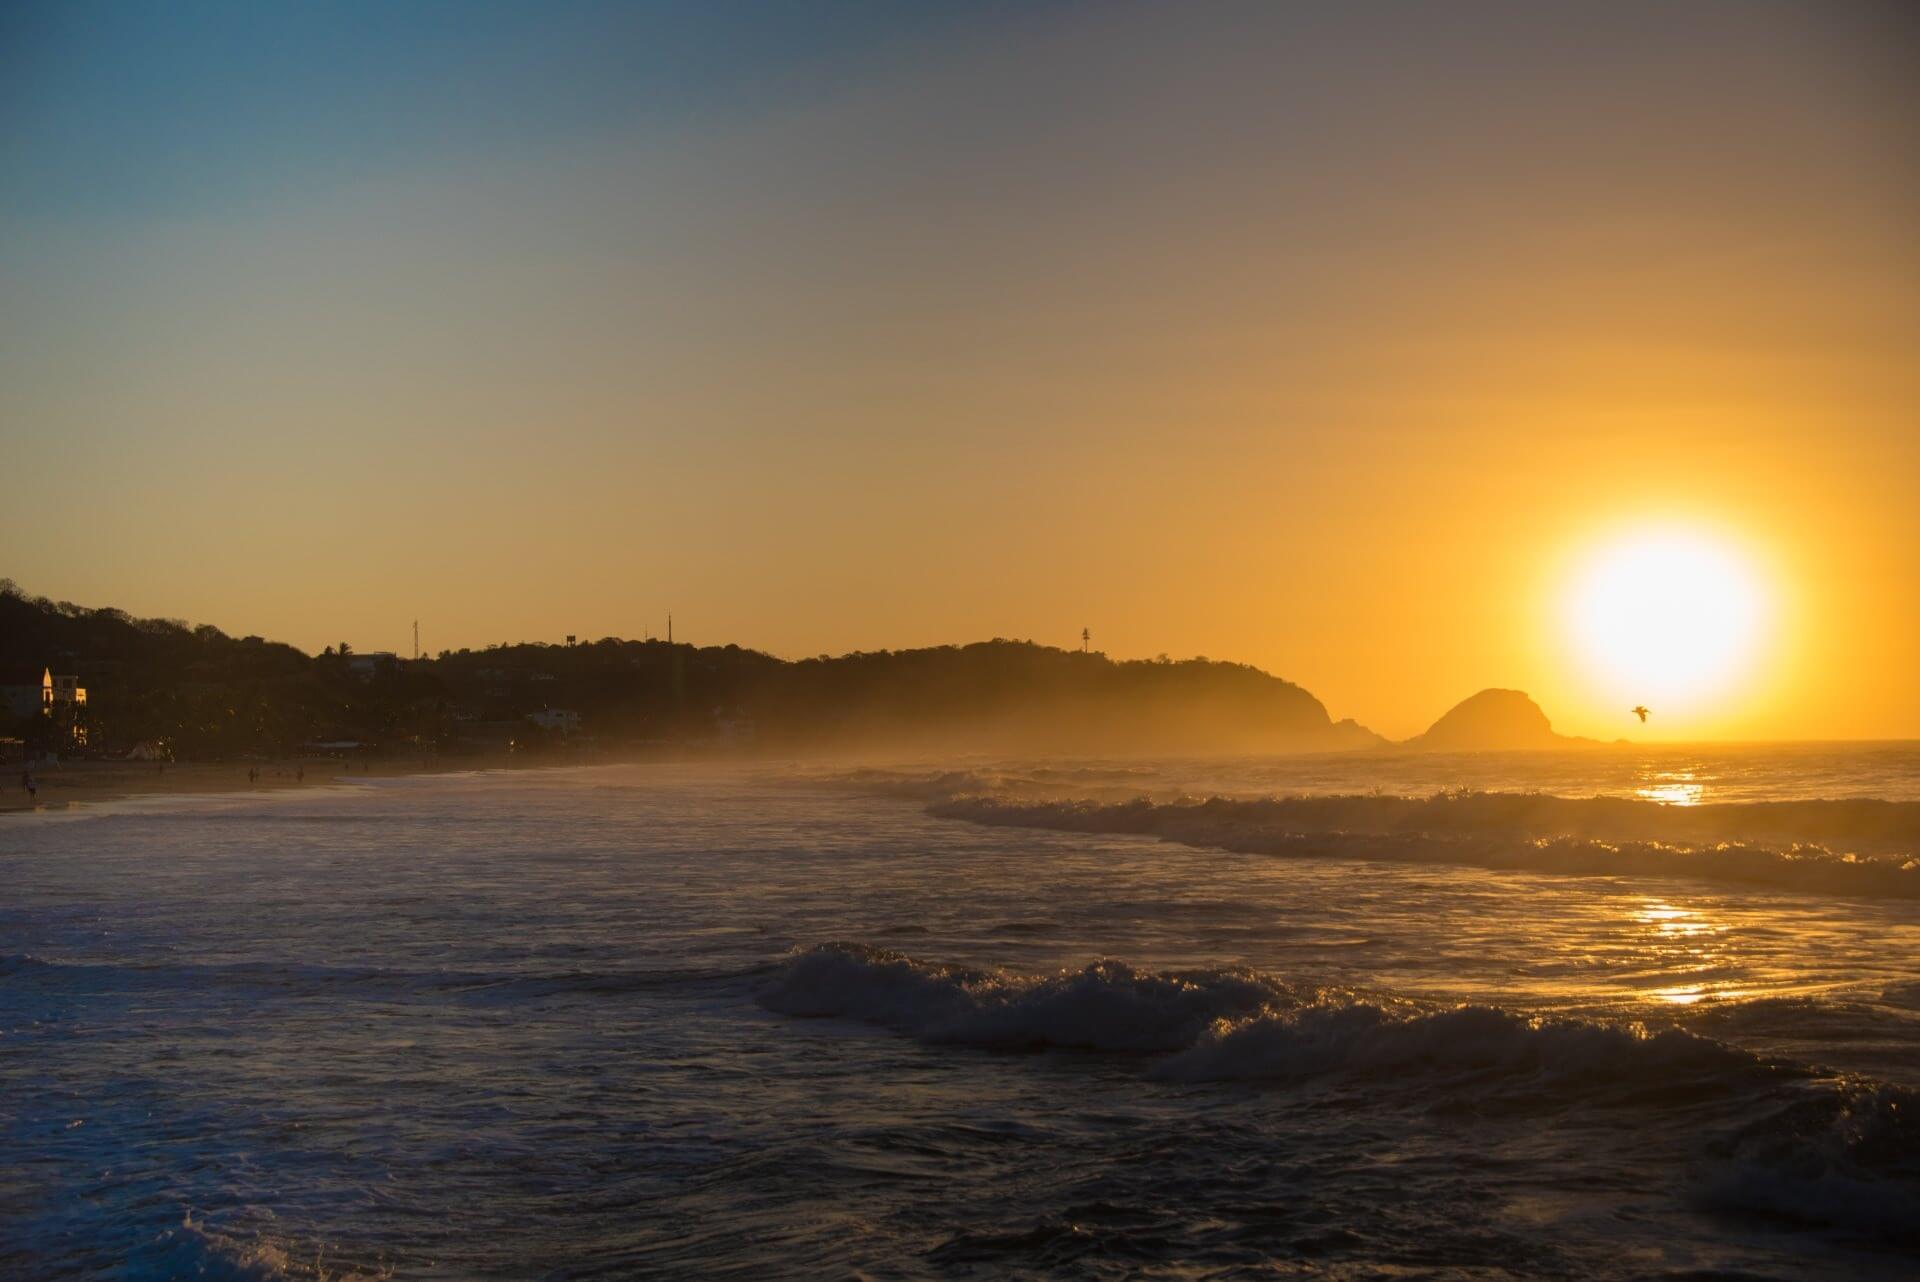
[{"x1": 0, "y1": 756, "x2": 519, "y2": 815}]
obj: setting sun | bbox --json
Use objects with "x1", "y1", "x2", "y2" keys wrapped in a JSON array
[{"x1": 1565, "y1": 529, "x2": 1769, "y2": 717}]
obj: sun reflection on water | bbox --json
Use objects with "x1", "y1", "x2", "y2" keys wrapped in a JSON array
[
  {"x1": 1635, "y1": 770, "x2": 1704, "y2": 806},
  {"x1": 1632, "y1": 902, "x2": 1717, "y2": 938},
  {"x1": 1627, "y1": 900, "x2": 1744, "y2": 1006}
]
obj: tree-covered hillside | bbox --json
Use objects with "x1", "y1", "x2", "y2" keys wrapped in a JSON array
[{"x1": 1, "y1": 582, "x2": 1374, "y2": 759}]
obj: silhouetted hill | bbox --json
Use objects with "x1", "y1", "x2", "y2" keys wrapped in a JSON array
[
  {"x1": 0, "y1": 582, "x2": 1380, "y2": 758},
  {"x1": 764, "y1": 642, "x2": 1376, "y2": 753},
  {"x1": 418, "y1": 638, "x2": 1379, "y2": 755},
  {"x1": 1400, "y1": 688, "x2": 1574, "y2": 752},
  {"x1": 0, "y1": 580, "x2": 447, "y2": 759}
]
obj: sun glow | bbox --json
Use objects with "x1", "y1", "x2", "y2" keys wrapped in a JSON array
[{"x1": 1564, "y1": 529, "x2": 1769, "y2": 719}]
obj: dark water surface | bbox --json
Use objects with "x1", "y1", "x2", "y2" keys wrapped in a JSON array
[{"x1": 3, "y1": 751, "x2": 1918, "y2": 1279}]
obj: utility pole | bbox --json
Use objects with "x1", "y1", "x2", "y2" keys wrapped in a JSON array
[
  {"x1": 668, "y1": 613, "x2": 673, "y2": 645},
  {"x1": 413, "y1": 620, "x2": 420, "y2": 661}
]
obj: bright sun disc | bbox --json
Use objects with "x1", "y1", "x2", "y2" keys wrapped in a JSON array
[{"x1": 1565, "y1": 529, "x2": 1767, "y2": 712}]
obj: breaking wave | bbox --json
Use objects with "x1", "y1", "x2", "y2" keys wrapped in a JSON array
[
  {"x1": 1700, "y1": 1084, "x2": 1920, "y2": 1243},
  {"x1": 758, "y1": 942, "x2": 1291, "y2": 1052},
  {"x1": 1159, "y1": 1001, "x2": 1761, "y2": 1086},
  {"x1": 758, "y1": 943, "x2": 1779, "y2": 1084},
  {"x1": 930, "y1": 794, "x2": 1920, "y2": 898},
  {"x1": 805, "y1": 764, "x2": 1167, "y2": 806},
  {"x1": 761, "y1": 944, "x2": 1919, "y2": 1244}
]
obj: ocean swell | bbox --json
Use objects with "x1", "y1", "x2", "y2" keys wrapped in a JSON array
[{"x1": 931, "y1": 795, "x2": 1920, "y2": 898}]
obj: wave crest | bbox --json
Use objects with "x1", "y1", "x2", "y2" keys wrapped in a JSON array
[
  {"x1": 758, "y1": 943, "x2": 1773, "y2": 1091},
  {"x1": 1160, "y1": 1001, "x2": 1760, "y2": 1085},
  {"x1": 932, "y1": 795, "x2": 1920, "y2": 898},
  {"x1": 1701, "y1": 1084, "x2": 1920, "y2": 1242},
  {"x1": 761, "y1": 944, "x2": 1917, "y2": 1245},
  {"x1": 758, "y1": 942, "x2": 1290, "y2": 1052}
]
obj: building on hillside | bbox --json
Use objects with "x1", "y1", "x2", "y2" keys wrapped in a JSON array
[
  {"x1": 44, "y1": 669, "x2": 88, "y2": 747},
  {"x1": 525, "y1": 708, "x2": 581, "y2": 735},
  {"x1": 45, "y1": 670, "x2": 86, "y2": 714},
  {"x1": 1, "y1": 669, "x2": 89, "y2": 747},
  {"x1": 346, "y1": 652, "x2": 399, "y2": 679}
]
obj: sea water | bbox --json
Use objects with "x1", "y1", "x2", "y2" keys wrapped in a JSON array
[{"x1": 3, "y1": 746, "x2": 1917, "y2": 1279}]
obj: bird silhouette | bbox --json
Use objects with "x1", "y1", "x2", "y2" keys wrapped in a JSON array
[{"x1": 1632, "y1": 706, "x2": 1649, "y2": 723}]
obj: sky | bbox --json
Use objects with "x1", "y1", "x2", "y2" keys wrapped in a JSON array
[{"x1": 2, "y1": 1, "x2": 1916, "y2": 741}]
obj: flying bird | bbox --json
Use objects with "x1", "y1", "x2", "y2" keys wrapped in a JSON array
[{"x1": 1632, "y1": 706, "x2": 1650, "y2": 723}]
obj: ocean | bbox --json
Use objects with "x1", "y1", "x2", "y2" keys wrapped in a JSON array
[{"x1": 3, "y1": 745, "x2": 1918, "y2": 1279}]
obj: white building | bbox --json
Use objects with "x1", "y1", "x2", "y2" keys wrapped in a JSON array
[
  {"x1": 525, "y1": 708, "x2": 581, "y2": 735},
  {"x1": 346, "y1": 652, "x2": 399, "y2": 678},
  {"x1": 43, "y1": 668, "x2": 86, "y2": 714}
]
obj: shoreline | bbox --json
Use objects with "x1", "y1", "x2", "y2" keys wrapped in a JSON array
[{"x1": 0, "y1": 754, "x2": 548, "y2": 816}]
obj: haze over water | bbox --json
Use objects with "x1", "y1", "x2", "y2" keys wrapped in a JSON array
[{"x1": 5, "y1": 748, "x2": 1918, "y2": 1279}]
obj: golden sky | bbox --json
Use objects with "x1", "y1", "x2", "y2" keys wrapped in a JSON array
[{"x1": 2, "y1": 2, "x2": 1915, "y2": 740}]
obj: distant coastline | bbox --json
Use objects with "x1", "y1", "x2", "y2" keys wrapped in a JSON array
[
  {"x1": 2, "y1": 582, "x2": 1837, "y2": 786},
  {"x1": 4, "y1": 583, "x2": 1384, "y2": 765}
]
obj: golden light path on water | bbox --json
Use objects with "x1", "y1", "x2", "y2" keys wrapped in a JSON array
[
  {"x1": 1632, "y1": 901, "x2": 1745, "y2": 1007},
  {"x1": 1636, "y1": 772, "x2": 1705, "y2": 806},
  {"x1": 1631, "y1": 771, "x2": 1744, "y2": 1007}
]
